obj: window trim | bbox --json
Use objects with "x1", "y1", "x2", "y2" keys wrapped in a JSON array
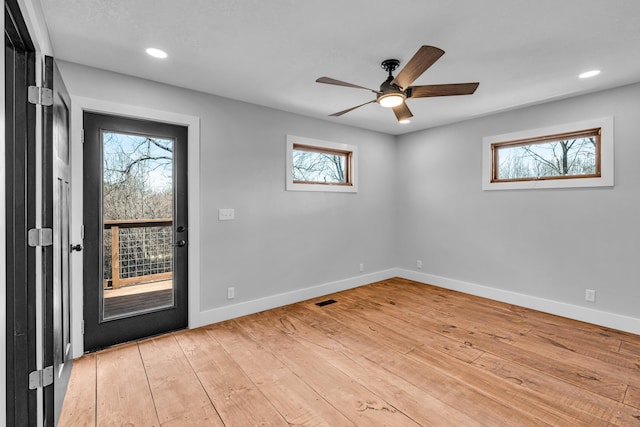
[
  {"x1": 482, "y1": 117, "x2": 614, "y2": 190},
  {"x1": 286, "y1": 135, "x2": 358, "y2": 192}
]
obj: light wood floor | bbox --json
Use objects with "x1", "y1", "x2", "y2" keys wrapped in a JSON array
[{"x1": 58, "y1": 278, "x2": 640, "y2": 426}]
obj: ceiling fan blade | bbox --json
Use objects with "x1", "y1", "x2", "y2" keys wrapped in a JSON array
[
  {"x1": 329, "y1": 100, "x2": 376, "y2": 117},
  {"x1": 392, "y1": 45, "x2": 445, "y2": 89},
  {"x1": 408, "y1": 82, "x2": 480, "y2": 98},
  {"x1": 316, "y1": 77, "x2": 377, "y2": 93},
  {"x1": 392, "y1": 102, "x2": 413, "y2": 122}
]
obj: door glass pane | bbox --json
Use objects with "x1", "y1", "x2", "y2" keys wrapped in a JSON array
[{"x1": 101, "y1": 131, "x2": 175, "y2": 320}]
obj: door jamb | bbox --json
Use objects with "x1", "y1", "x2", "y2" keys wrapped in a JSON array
[{"x1": 69, "y1": 96, "x2": 201, "y2": 357}]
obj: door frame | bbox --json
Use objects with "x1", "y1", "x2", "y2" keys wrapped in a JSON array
[
  {"x1": 4, "y1": 0, "x2": 37, "y2": 423},
  {"x1": 69, "y1": 96, "x2": 201, "y2": 357}
]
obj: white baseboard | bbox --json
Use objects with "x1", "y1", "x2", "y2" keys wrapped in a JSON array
[
  {"x1": 396, "y1": 268, "x2": 640, "y2": 335},
  {"x1": 197, "y1": 269, "x2": 397, "y2": 327},
  {"x1": 196, "y1": 267, "x2": 640, "y2": 336}
]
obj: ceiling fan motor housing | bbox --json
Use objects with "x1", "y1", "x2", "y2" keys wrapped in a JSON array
[
  {"x1": 378, "y1": 59, "x2": 406, "y2": 106},
  {"x1": 379, "y1": 77, "x2": 404, "y2": 94}
]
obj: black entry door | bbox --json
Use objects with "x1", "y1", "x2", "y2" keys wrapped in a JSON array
[{"x1": 83, "y1": 112, "x2": 188, "y2": 351}]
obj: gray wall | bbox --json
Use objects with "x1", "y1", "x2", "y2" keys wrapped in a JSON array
[
  {"x1": 59, "y1": 60, "x2": 640, "y2": 344},
  {"x1": 396, "y1": 82, "x2": 640, "y2": 319},
  {"x1": 59, "y1": 61, "x2": 397, "y2": 317}
]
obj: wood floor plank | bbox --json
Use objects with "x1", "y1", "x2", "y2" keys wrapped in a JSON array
[
  {"x1": 60, "y1": 278, "x2": 640, "y2": 426},
  {"x1": 386, "y1": 278, "x2": 630, "y2": 349},
  {"x1": 261, "y1": 303, "x2": 550, "y2": 426},
  {"x1": 208, "y1": 321, "x2": 357, "y2": 426},
  {"x1": 252, "y1": 307, "x2": 487, "y2": 426},
  {"x1": 474, "y1": 353, "x2": 639, "y2": 426},
  {"x1": 175, "y1": 327, "x2": 289, "y2": 426},
  {"x1": 620, "y1": 340, "x2": 640, "y2": 357},
  {"x1": 625, "y1": 385, "x2": 640, "y2": 409},
  {"x1": 57, "y1": 354, "x2": 96, "y2": 427},
  {"x1": 527, "y1": 328, "x2": 636, "y2": 371},
  {"x1": 96, "y1": 343, "x2": 160, "y2": 426},
  {"x1": 138, "y1": 334, "x2": 211, "y2": 423},
  {"x1": 336, "y1": 290, "x2": 486, "y2": 362},
  {"x1": 362, "y1": 286, "x2": 631, "y2": 401},
  {"x1": 160, "y1": 404, "x2": 225, "y2": 427},
  {"x1": 355, "y1": 281, "x2": 535, "y2": 338},
  {"x1": 293, "y1": 300, "x2": 573, "y2": 426},
  {"x1": 315, "y1": 291, "x2": 631, "y2": 424},
  {"x1": 233, "y1": 313, "x2": 424, "y2": 426}
]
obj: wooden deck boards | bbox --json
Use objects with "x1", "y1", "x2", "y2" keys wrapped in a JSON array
[
  {"x1": 58, "y1": 278, "x2": 640, "y2": 426},
  {"x1": 103, "y1": 289, "x2": 173, "y2": 318}
]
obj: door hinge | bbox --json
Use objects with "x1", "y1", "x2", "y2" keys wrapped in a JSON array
[
  {"x1": 27, "y1": 86, "x2": 53, "y2": 106},
  {"x1": 29, "y1": 366, "x2": 53, "y2": 389},
  {"x1": 81, "y1": 224, "x2": 85, "y2": 240},
  {"x1": 81, "y1": 320, "x2": 85, "y2": 335},
  {"x1": 81, "y1": 129, "x2": 85, "y2": 144},
  {"x1": 28, "y1": 228, "x2": 53, "y2": 247}
]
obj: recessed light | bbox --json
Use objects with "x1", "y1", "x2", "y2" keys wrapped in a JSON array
[
  {"x1": 399, "y1": 119, "x2": 411, "y2": 124},
  {"x1": 146, "y1": 48, "x2": 168, "y2": 59},
  {"x1": 579, "y1": 70, "x2": 600, "y2": 79}
]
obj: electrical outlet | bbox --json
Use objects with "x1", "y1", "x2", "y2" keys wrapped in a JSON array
[
  {"x1": 227, "y1": 287, "x2": 235, "y2": 300},
  {"x1": 359, "y1": 263, "x2": 364, "y2": 272},
  {"x1": 218, "y1": 208, "x2": 235, "y2": 221},
  {"x1": 417, "y1": 260, "x2": 423, "y2": 269},
  {"x1": 585, "y1": 289, "x2": 596, "y2": 302}
]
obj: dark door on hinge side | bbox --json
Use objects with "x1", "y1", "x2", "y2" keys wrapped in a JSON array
[{"x1": 42, "y1": 55, "x2": 73, "y2": 426}]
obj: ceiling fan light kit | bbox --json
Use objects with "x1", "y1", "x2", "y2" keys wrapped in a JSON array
[
  {"x1": 316, "y1": 45, "x2": 479, "y2": 122},
  {"x1": 378, "y1": 93, "x2": 405, "y2": 108}
]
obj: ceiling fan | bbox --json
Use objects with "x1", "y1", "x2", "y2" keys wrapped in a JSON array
[{"x1": 316, "y1": 45, "x2": 479, "y2": 122}]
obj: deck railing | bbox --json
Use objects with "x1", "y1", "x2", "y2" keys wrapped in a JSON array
[{"x1": 103, "y1": 218, "x2": 173, "y2": 289}]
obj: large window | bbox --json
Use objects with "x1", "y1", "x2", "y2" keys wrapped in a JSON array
[
  {"x1": 483, "y1": 117, "x2": 613, "y2": 190},
  {"x1": 286, "y1": 135, "x2": 358, "y2": 192},
  {"x1": 492, "y1": 128, "x2": 601, "y2": 182}
]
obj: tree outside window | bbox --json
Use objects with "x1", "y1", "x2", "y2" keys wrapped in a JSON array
[{"x1": 292, "y1": 145, "x2": 349, "y2": 184}]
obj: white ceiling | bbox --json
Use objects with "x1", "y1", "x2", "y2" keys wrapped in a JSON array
[{"x1": 40, "y1": 0, "x2": 640, "y2": 135}]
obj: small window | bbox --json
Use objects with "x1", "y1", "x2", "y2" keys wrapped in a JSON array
[
  {"x1": 292, "y1": 144, "x2": 351, "y2": 184},
  {"x1": 492, "y1": 128, "x2": 601, "y2": 182},
  {"x1": 482, "y1": 117, "x2": 613, "y2": 190},
  {"x1": 286, "y1": 135, "x2": 358, "y2": 192}
]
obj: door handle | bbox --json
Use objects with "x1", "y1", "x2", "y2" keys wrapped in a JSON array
[
  {"x1": 171, "y1": 240, "x2": 187, "y2": 247},
  {"x1": 70, "y1": 244, "x2": 83, "y2": 252}
]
